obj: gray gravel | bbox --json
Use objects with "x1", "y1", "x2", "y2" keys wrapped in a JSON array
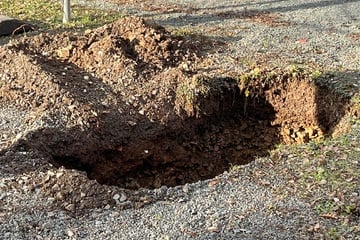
[
  {"x1": 1, "y1": 0, "x2": 360, "y2": 239},
  {"x1": 74, "y1": 0, "x2": 360, "y2": 72}
]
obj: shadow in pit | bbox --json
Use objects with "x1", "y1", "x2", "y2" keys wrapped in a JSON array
[{"x1": 315, "y1": 70, "x2": 359, "y2": 136}]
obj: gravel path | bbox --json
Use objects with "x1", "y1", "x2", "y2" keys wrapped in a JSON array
[
  {"x1": 1, "y1": 0, "x2": 360, "y2": 239},
  {"x1": 75, "y1": 0, "x2": 360, "y2": 72}
]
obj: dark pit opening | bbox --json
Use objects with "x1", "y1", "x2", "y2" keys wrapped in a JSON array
[
  {"x1": 59, "y1": 105, "x2": 277, "y2": 189},
  {"x1": 32, "y1": 75, "x2": 348, "y2": 190}
]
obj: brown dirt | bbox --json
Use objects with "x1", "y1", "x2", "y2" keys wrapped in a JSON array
[{"x1": 0, "y1": 17, "x2": 350, "y2": 189}]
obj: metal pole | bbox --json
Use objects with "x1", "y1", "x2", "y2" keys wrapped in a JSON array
[{"x1": 63, "y1": 0, "x2": 70, "y2": 23}]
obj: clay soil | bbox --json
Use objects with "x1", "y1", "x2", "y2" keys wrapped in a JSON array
[{"x1": 0, "y1": 17, "x2": 350, "y2": 189}]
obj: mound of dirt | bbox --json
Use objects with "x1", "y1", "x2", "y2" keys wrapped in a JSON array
[
  {"x1": 0, "y1": 16, "x2": 198, "y2": 118},
  {"x1": 0, "y1": 17, "x2": 350, "y2": 189}
]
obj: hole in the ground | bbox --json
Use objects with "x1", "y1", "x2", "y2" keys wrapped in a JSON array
[
  {"x1": 0, "y1": 18, "x2": 354, "y2": 191},
  {"x1": 22, "y1": 72, "x2": 349, "y2": 190}
]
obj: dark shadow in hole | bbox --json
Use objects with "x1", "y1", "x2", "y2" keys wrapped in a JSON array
[{"x1": 315, "y1": 70, "x2": 359, "y2": 136}]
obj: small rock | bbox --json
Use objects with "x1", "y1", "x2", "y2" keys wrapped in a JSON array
[
  {"x1": 56, "y1": 45, "x2": 72, "y2": 58},
  {"x1": 113, "y1": 194, "x2": 120, "y2": 200},
  {"x1": 67, "y1": 229, "x2": 75, "y2": 237},
  {"x1": 128, "y1": 121, "x2": 137, "y2": 126},
  {"x1": 140, "y1": 196, "x2": 151, "y2": 203},
  {"x1": 135, "y1": 202, "x2": 145, "y2": 209},
  {"x1": 319, "y1": 179, "x2": 327, "y2": 185},
  {"x1": 151, "y1": 89, "x2": 158, "y2": 96},
  {"x1": 207, "y1": 226, "x2": 219, "y2": 233},
  {"x1": 0, "y1": 193, "x2": 6, "y2": 200},
  {"x1": 182, "y1": 62, "x2": 190, "y2": 71},
  {"x1": 47, "y1": 170, "x2": 55, "y2": 176},
  {"x1": 52, "y1": 183, "x2": 60, "y2": 191},
  {"x1": 178, "y1": 198, "x2": 187, "y2": 203},
  {"x1": 111, "y1": 211, "x2": 120, "y2": 217},
  {"x1": 47, "y1": 212, "x2": 56, "y2": 217},
  {"x1": 56, "y1": 192, "x2": 64, "y2": 200},
  {"x1": 182, "y1": 184, "x2": 190, "y2": 193},
  {"x1": 119, "y1": 193, "x2": 127, "y2": 202},
  {"x1": 42, "y1": 175, "x2": 52, "y2": 184},
  {"x1": 56, "y1": 172, "x2": 64, "y2": 178},
  {"x1": 64, "y1": 203, "x2": 76, "y2": 212},
  {"x1": 20, "y1": 176, "x2": 29, "y2": 181}
]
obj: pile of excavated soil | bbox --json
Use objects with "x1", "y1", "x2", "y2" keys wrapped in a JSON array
[
  {"x1": 0, "y1": 17, "x2": 350, "y2": 189},
  {"x1": 0, "y1": 17, "x2": 199, "y2": 122}
]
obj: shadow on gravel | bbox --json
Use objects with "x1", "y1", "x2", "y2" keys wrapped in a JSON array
[
  {"x1": 262, "y1": 0, "x2": 360, "y2": 13},
  {"x1": 153, "y1": 0, "x2": 359, "y2": 36},
  {"x1": 155, "y1": 9, "x2": 291, "y2": 29}
]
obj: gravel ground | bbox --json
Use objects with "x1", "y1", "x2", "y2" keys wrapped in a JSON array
[
  {"x1": 1, "y1": 0, "x2": 360, "y2": 239},
  {"x1": 75, "y1": 0, "x2": 360, "y2": 72}
]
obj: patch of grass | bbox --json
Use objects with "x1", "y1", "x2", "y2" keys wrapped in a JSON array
[
  {"x1": 229, "y1": 163, "x2": 241, "y2": 173},
  {"x1": 324, "y1": 227, "x2": 341, "y2": 240},
  {"x1": 175, "y1": 75, "x2": 211, "y2": 117},
  {"x1": 265, "y1": 130, "x2": 359, "y2": 236},
  {"x1": 294, "y1": 131, "x2": 360, "y2": 218},
  {"x1": 267, "y1": 122, "x2": 359, "y2": 222},
  {"x1": 0, "y1": 0, "x2": 122, "y2": 30},
  {"x1": 170, "y1": 27, "x2": 221, "y2": 53},
  {"x1": 314, "y1": 200, "x2": 336, "y2": 215},
  {"x1": 171, "y1": 28, "x2": 195, "y2": 37},
  {"x1": 238, "y1": 56, "x2": 257, "y2": 68},
  {"x1": 311, "y1": 69, "x2": 322, "y2": 80}
]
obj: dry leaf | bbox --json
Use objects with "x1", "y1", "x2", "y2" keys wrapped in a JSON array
[
  {"x1": 208, "y1": 180, "x2": 219, "y2": 187},
  {"x1": 320, "y1": 213, "x2": 338, "y2": 219},
  {"x1": 298, "y1": 38, "x2": 308, "y2": 44}
]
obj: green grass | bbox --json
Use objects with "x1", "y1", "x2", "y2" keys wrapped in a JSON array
[
  {"x1": 295, "y1": 131, "x2": 359, "y2": 218},
  {"x1": 0, "y1": 0, "x2": 122, "y2": 30},
  {"x1": 175, "y1": 75, "x2": 211, "y2": 117},
  {"x1": 264, "y1": 124, "x2": 359, "y2": 237}
]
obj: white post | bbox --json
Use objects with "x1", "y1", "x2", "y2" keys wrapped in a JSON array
[{"x1": 63, "y1": 0, "x2": 70, "y2": 23}]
